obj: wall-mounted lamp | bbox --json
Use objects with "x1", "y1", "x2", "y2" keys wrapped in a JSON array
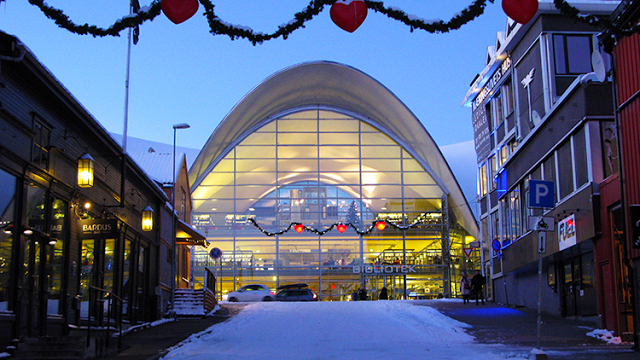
[
  {"x1": 77, "y1": 153, "x2": 95, "y2": 188},
  {"x1": 142, "y1": 206, "x2": 154, "y2": 231}
]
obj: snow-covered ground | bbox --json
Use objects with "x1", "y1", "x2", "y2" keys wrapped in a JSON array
[{"x1": 160, "y1": 300, "x2": 521, "y2": 360}]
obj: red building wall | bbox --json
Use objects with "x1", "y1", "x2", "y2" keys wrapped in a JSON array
[{"x1": 615, "y1": 33, "x2": 640, "y2": 260}]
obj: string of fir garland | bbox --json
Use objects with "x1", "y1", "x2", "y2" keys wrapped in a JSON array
[
  {"x1": 248, "y1": 218, "x2": 431, "y2": 237},
  {"x1": 27, "y1": 0, "x2": 495, "y2": 44},
  {"x1": 551, "y1": 0, "x2": 612, "y2": 28}
]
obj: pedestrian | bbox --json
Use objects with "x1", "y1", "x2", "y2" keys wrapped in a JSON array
[
  {"x1": 352, "y1": 290, "x2": 358, "y2": 301},
  {"x1": 358, "y1": 286, "x2": 368, "y2": 301},
  {"x1": 460, "y1": 271, "x2": 471, "y2": 304},
  {"x1": 379, "y1": 286, "x2": 388, "y2": 300},
  {"x1": 471, "y1": 269, "x2": 486, "y2": 305}
]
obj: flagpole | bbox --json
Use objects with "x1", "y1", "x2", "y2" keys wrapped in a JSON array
[{"x1": 123, "y1": 4, "x2": 134, "y2": 153}]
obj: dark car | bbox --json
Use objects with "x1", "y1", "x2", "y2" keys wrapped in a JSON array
[{"x1": 275, "y1": 283, "x2": 318, "y2": 302}]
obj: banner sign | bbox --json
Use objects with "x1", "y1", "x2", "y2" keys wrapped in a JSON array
[
  {"x1": 78, "y1": 219, "x2": 118, "y2": 239},
  {"x1": 558, "y1": 215, "x2": 576, "y2": 251}
]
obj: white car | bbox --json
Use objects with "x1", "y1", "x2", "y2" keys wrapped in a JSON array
[{"x1": 225, "y1": 284, "x2": 275, "y2": 302}]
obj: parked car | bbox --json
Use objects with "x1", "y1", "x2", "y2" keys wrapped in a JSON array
[
  {"x1": 275, "y1": 283, "x2": 318, "y2": 302},
  {"x1": 225, "y1": 284, "x2": 275, "y2": 302}
]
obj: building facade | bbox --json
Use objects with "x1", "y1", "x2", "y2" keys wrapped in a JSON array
[
  {"x1": 189, "y1": 62, "x2": 480, "y2": 301},
  {"x1": 0, "y1": 31, "x2": 173, "y2": 355},
  {"x1": 601, "y1": 0, "x2": 640, "y2": 346},
  {"x1": 463, "y1": 1, "x2": 619, "y2": 322}
]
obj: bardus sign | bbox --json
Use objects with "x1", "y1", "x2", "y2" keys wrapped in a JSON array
[
  {"x1": 78, "y1": 219, "x2": 118, "y2": 239},
  {"x1": 352, "y1": 265, "x2": 417, "y2": 274}
]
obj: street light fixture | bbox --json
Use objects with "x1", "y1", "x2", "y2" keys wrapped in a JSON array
[{"x1": 171, "y1": 123, "x2": 190, "y2": 311}]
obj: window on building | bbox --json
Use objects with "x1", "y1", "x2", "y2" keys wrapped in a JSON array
[
  {"x1": 479, "y1": 163, "x2": 488, "y2": 197},
  {"x1": 500, "y1": 198, "x2": 511, "y2": 246},
  {"x1": 32, "y1": 117, "x2": 51, "y2": 171},
  {"x1": 543, "y1": 155, "x2": 557, "y2": 203},
  {"x1": 180, "y1": 188, "x2": 187, "y2": 222},
  {"x1": 502, "y1": 79, "x2": 514, "y2": 118},
  {"x1": 499, "y1": 144, "x2": 508, "y2": 167},
  {"x1": 0, "y1": 169, "x2": 17, "y2": 310},
  {"x1": 509, "y1": 187, "x2": 522, "y2": 240},
  {"x1": 601, "y1": 121, "x2": 618, "y2": 178},
  {"x1": 553, "y1": 34, "x2": 593, "y2": 96},
  {"x1": 558, "y1": 140, "x2": 574, "y2": 200},
  {"x1": 489, "y1": 155, "x2": 497, "y2": 191},
  {"x1": 574, "y1": 126, "x2": 588, "y2": 188}
]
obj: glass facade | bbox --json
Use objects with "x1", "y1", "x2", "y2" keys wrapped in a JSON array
[{"x1": 191, "y1": 109, "x2": 476, "y2": 300}]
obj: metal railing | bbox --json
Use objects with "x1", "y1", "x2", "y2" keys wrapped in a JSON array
[{"x1": 87, "y1": 286, "x2": 123, "y2": 350}]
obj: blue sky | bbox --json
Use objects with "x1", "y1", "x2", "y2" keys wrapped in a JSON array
[{"x1": 1, "y1": 1, "x2": 507, "y2": 152}]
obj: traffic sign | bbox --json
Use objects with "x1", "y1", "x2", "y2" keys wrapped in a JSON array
[
  {"x1": 529, "y1": 180, "x2": 555, "y2": 208},
  {"x1": 538, "y1": 232, "x2": 546, "y2": 253},
  {"x1": 463, "y1": 248, "x2": 473, "y2": 257},
  {"x1": 528, "y1": 216, "x2": 555, "y2": 231},
  {"x1": 210, "y1": 247, "x2": 222, "y2": 259}
]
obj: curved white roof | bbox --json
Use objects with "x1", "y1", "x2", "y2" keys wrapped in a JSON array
[{"x1": 189, "y1": 61, "x2": 478, "y2": 239}]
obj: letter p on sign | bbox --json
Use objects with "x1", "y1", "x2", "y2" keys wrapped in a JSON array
[{"x1": 529, "y1": 180, "x2": 555, "y2": 209}]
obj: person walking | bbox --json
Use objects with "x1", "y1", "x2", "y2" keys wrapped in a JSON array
[
  {"x1": 379, "y1": 286, "x2": 388, "y2": 300},
  {"x1": 460, "y1": 271, "x2": 471, "y2": 304},
  {"x1": 358, "y1": 286, "x2": 368, "y2": 301},
  {"x1": 471, "y1": 269, "x2": 486, "y2": 305}
]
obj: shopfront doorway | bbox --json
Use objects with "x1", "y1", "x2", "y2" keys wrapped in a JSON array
[
  {"x1": 560, "y1": 253, "x2": 597, "y2": 317},
  {"x1": 21, "y1": 185, "x2": 67, "y2": 337}
]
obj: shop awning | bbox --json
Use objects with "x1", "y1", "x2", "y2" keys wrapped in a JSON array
[{"x1": 176, "y1": 219, "x2": 208, "y2": 248}]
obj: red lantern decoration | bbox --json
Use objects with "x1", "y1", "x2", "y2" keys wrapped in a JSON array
[
  {"x1": 336, "y1": 224, "x2": 348, "y2": 233},
  {"x1": 330, "y1": 0, "x2": 368, "y2": 33},
  {"x1": 375, "y1": 221, "x2": 386, "y2": 231},
  {"x1": 161, "y1": 0, "x2": 199, "y2": 24},
  {"x1": 501, "y1": 0, "x2": 538, "y2": 25},
  {"x1": 294, "y1": 224, "x2": 305, "y2": 233}
]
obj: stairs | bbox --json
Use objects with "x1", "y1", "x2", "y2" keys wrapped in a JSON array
[
  {"x1": 173, "y1": 288, "x2": 205, "y2": 317},
  {"x1": 9, "y1": 336, "x2": 88, "y2": 359}
]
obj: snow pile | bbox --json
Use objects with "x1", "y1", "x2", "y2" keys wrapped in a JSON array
[
  {"x1": 586, "y1": 329, "x2": 623, "y2": 344},
  {"x1": 118, "y1": 318, "x2": 176, "y2": 337},
  {"x1": 161, "y1": 301, "x2": 513, "y2": 360}
]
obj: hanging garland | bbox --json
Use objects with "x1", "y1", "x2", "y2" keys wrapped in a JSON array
[
  {"x1": 26, "y1": 1, "x2": 625, "y2": 46},
  {"x1": 27, "y1": 0, "x2": 496, "y2": 44},
  {"x1": 248, "y1": 217, "x2": 439, "y2": 237}
]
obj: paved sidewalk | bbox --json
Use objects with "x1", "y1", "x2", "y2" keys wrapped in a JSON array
[
  {"x1": 105, "y1": 301, "x2": 638, "y2": 360},
  {"x1": 98, "y1": 305, "x2": 244, "y2": 360},
  {"x1": 421, "y1": 300, "x2": 638, "y2": 359}
]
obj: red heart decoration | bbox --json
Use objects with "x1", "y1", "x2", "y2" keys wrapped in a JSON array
[
  {"x1": 294, "y1": 224, "x2": 305, "y2": 233},
  {"x1": 336, "y1": 224, "x2": 347, "y2": 233},
  {"x1": 161, "y1": 0, "x2": 199, "y2": 25},
  {"x1": 502, "y1": 0, "x2": 538, "y2": 25},
  {"x1": 330, "y1": 0, "x2": 368, "y2": 33},
  {"x1": 375, "y1": 221, "x2": 387, "y2": 231}
]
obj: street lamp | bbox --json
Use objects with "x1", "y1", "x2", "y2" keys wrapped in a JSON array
[{"x1": 171, "y1": 123, "x2": 190, "y2": 311}]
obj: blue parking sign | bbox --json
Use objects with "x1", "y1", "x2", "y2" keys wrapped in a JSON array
[{"x1": 529, "y1": 180, "x2": 555, "y2": 208}]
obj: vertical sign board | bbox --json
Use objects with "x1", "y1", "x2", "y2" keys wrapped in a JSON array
[
  {"x1": 529, "y1": 180, "x2": 555, "y2": 209},
  {"x1": 631, "y1": 205, "x2": 640, "y2": 249}
]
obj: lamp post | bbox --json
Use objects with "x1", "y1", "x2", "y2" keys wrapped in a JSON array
[{"x1": 171, "y1": 123, "x2": 190, "y2": 311}]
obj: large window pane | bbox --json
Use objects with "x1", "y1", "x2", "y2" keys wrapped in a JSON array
[
  {"x1": 574, "y1": 127, "x2": 588, "y2": 188},
  {"x1": 0, "y1": 169, "x2": 16, "y2": 310},
  {"x1": 558, "y1": 140, "x2": 574, "y2": 199}
]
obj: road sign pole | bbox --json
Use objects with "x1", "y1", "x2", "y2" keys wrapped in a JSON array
[{"x1": 534, "y1": 230, "x2": 548, "y2": 359}]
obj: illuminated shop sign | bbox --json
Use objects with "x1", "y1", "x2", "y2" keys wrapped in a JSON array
[
  {"x1": 353, "y1": 265, "x2": 417, "y2": 274},
  {"x1": 558, "y1": 214, "x2": 576, "y2": 251},
  {"x1": 473, "y1": 57, "x2": 512, "y2": 110},
  {"x1": 78, "y1": 219, "x2": 118, "y2": 239}
]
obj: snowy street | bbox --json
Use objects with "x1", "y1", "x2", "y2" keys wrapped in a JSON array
[{"x1": 161, "y1": 300, "x2": 518, "y2": 360}]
